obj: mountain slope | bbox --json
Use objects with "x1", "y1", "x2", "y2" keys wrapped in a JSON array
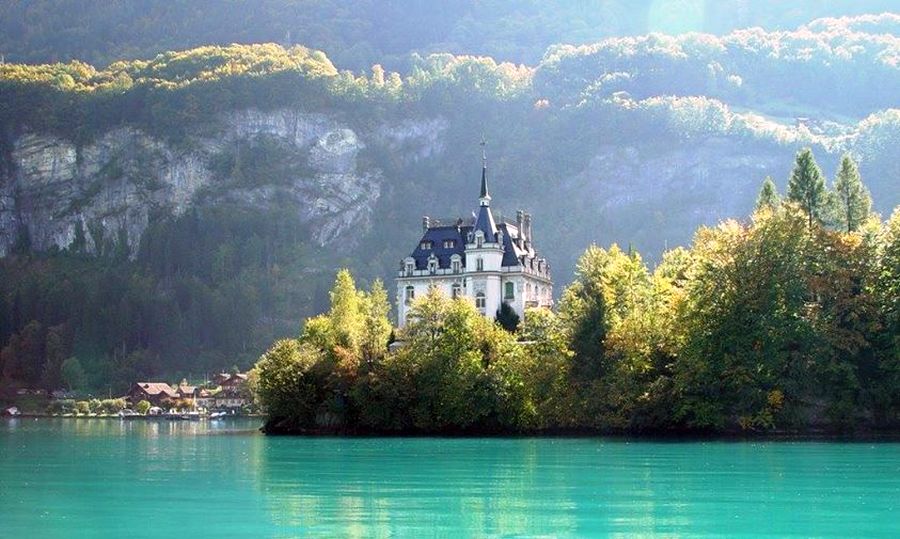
[{"x1": 0, "y1": 14, "x2": 898, "y2": 387}]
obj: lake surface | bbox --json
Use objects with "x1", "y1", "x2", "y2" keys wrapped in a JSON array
[{"x1": 2, "y1": 419, "x2": 900, "y2": 538}]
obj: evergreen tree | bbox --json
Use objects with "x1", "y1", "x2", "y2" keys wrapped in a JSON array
[
  {"x1": 60, "y1": 356, "x2": 85, "y2": 391},
  {"x1": 755, "y1": 176, "x2": 780, "y2": 211},
  {"x1": 787, "y1": 148, "x2": 828, "y2": 229},
  {"x1": 832, "y1": 154, "x2": 872, "y2": 233},
  {"x1": 495, "y1": 302, "x2": 520, "y2": 333},
  {"x1": 559, "y1": 246, "x2": 609, "y2": 380}
]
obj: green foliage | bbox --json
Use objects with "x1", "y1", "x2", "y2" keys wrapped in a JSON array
[
  {"x1": 495, "y1": 302, "x2": 520, "y2": 333},
  {"x1": 675, "y1": 208, "x2": 816, "y2": 429},
  {"x1": 46, "y1": 399, "x2": 74, "y2": 415},
  {"x1": 60, "y1": 357, "x2": 85, "y2": 392},
  {"x1": 98, "y1": 398, "x2": 126, "y2": 414},
  {"x1": 256, "y1": 186, "x2": 900, "y2": 434},
  {"x1": 360, "y1": 280, "x2": 392, "y2": 365},
  {"x1": 787, "y1": 148, "x2": 829, "y2": 229},
  {"x1": 75, "y1": 400, "x2": 91, "y2": 415},
  {"x1": 254, "y1": 339, "x2": 326, "y2": 428},
  {"x1": 558, "y1": 246, "x2": 609, "y2": 381},
  {"x1": 135, "y1": 399, "x2": 151, "y2": 415},
  {"x1": 328, "y1": 270, "x2": 363, "y2": 353},
  {"x1": 0, "y1": 204, "x2": 318, "y2": 392},
  {"x1": 873, "y1": 209, "x2": 900, "y2": 424},
  {"x1": 832, "y1": 154, "x2": 872, "y2": 233},
  {"x1": 755, "y1": 176, "x2": 780, "y2": 212}
]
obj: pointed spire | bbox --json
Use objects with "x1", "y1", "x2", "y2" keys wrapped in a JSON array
[{"x1": 479, "y1": 135, "x2": 491, "y2": 206}]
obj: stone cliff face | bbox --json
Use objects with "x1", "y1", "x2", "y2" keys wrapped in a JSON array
[
  {"x1": 0, "y1": 108, "x2": 844, "y2": 281},
  {"x1": 0, "y1": 110, "x2": 448, "y2": 257}
]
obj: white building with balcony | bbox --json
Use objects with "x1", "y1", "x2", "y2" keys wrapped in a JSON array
[{"x1": 396, "y1": 154, "x2": 553, "y2": 327}]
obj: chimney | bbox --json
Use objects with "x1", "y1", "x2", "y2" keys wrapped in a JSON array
[
  {"x1": 516, "y1": 210, "x2": 524, "y2": 248},
  {"x1": 422, "y1": 216, "x2": 430, "y2": 231},
  {"x1": 524, "y1": 213, "x2": 532, "y2": 247}
]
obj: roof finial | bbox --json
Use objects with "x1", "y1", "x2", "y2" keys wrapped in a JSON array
[{"x1": 478, "y1": 135, "x2": 490, "y2": 206}]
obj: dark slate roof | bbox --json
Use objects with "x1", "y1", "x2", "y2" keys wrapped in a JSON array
[
  {"x1": 407, "y1": 215, "x2": 548, "y2": 273},
  {"x1": 409, "y1": 225, "x2": 471, "y2": 269},
  {"x1": 474, "y1": 205, "x2": 497, "y2": 242},
  {"x1": 498, "y1": 222, "x2": 526, "y2": 267}
]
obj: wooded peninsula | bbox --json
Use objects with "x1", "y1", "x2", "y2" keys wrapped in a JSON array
[{"x1": 254, "y1": 149, "x2": 900, "y2": 435}]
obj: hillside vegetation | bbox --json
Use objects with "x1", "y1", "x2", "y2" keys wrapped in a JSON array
[
  {"x1": 255, "y1": 179, "x2": 900, "y2": 434},
  {"x1": 1, "y1": 12, "x2": 898, "y2": 391},
  {"x1": 1, "y1": 0, "x2": 897, "y2": 68}
]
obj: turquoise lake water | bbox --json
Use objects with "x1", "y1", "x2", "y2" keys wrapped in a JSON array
[{"x1": 2, "y1": 419, "x2": 900, "y2": 538}]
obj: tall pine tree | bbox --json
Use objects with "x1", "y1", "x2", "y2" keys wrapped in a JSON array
[
  {"x1": 755, "y1": 176, "x2": 780, "y2": 212},
  {"x1": 832, "y1": 153, "x2": 872, "y2": 233},
  {"x1": 787, "y1": 148, "x2": 828, "y2": 229}
]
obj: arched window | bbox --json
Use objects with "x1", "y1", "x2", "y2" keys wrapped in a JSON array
[
  {"x1": 475, "y1": 292, "x2": 486, "y2": 312},
  {"x1": 405, "y1": 286, "x2": 415, "y2": 305},
  {"x1": 504, "y1": 282, "x2": 514, "y2": 300}
]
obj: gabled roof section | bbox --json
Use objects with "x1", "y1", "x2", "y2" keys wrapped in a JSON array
[
  {"x1": 498, "y1": 223, "x2": 524, "y2": 266},
  {"x1": 133, "y1": 382, "x2": 177, "y2": 397},
  {"x1": 409, "y1": 225, "x2": 470, "y2": 269}
]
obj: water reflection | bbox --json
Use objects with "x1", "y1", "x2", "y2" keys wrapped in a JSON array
[{"x1": 3, "y1": 420, "x2": 900, "y2": 537}]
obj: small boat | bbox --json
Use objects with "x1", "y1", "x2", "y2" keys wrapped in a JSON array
[
  {"x1": 164, "y1": 410, "x2": 201, "y2": 421},
  {"x1": 3, "y1": 406, "x2": 20, "y2": 417},
  {"x1": 208, "y1": 411, "x2": 227, "y2": 420},
  {"x1": 118, "y1": 409, "x2": 142, "y2": 420}
]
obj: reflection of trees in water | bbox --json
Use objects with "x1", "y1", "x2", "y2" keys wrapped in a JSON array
[{"x1": 256, "y1": 437, "x2": 578, "y2": 536}]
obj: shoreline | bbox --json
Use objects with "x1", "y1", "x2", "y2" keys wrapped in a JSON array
[
  {"x1": 260, "y1": 420, "x2": 900, "y2": 442},
  {"x1": 3, "y1": 413, "x2": 264, "y2": 420},
  {"x1": 7, "y1": 416, "x2": 900, "y2": 441}
]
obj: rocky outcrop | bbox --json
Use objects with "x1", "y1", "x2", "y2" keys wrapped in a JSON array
[{"x1": 0, "y1": 110, "x2": 448, "y2": 256}]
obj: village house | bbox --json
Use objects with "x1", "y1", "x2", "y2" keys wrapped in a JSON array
[
  {"x1": 127, "y1": 382, "x2": 178, "y2": 407},
  {"x1": 214, "y1": 373, "x2": 250, "y2": 409},
  {"x1": 195, "y1": 388, "x2": 218, "y2": 410}
]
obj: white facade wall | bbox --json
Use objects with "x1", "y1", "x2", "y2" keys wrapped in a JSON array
[
  {"x1": 397, "y1": 270, "x2": 552, "y2": 326},
  {"x1": 396, "y1": 275, "x2": 466, "y2": 326}
]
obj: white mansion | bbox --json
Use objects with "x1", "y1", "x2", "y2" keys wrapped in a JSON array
[{"x1": 396, "y1": 155, "x2": 553, "y2": 326}]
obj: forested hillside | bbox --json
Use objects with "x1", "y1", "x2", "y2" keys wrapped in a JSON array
[
  {"x1": 1, "y1": 11, "x2": 898, "y2": 391},
  {"x1": 2, "y1": 0, "x2": 896, "y2": 69}
]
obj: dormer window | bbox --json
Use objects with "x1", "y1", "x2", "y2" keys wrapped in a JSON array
[
  {"x1": 443, "y1": 239, "x2": 455, "y2": 249},
  {"x1": 452, "y1": 260, "x2": 461, "y2": 273},
  {"x1": 427, "y1": 256, "x2": 438, "y2": 273},
  {"x1": 420, "y1": 241, "x2": 432, "y2": 250},
  {"x1": 403, "y1": 259, "x2": 415, "y2": 275}
]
